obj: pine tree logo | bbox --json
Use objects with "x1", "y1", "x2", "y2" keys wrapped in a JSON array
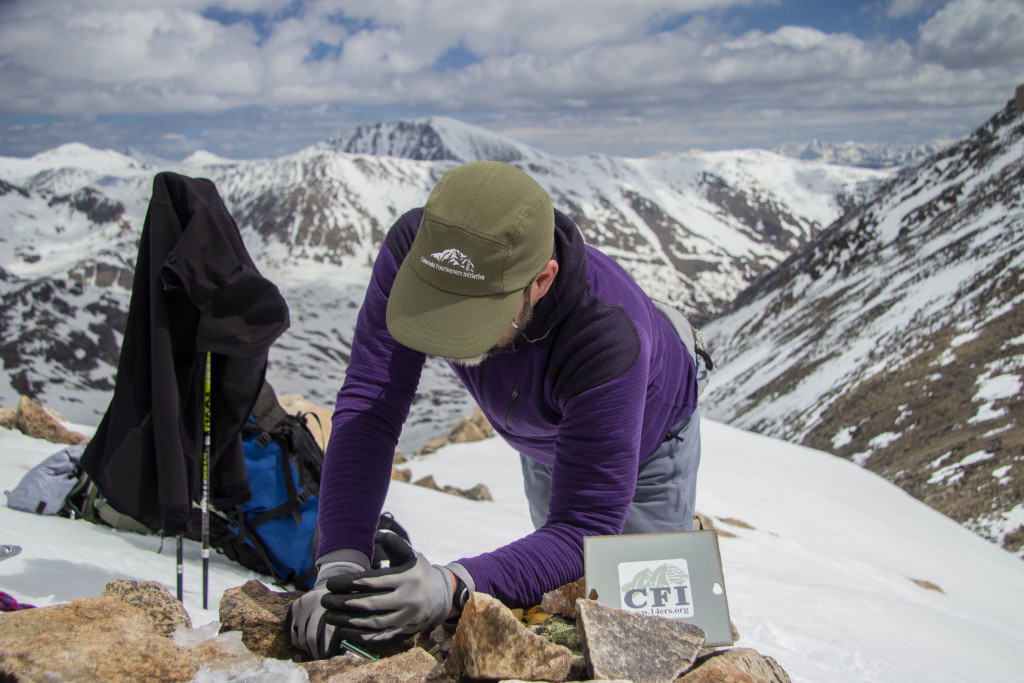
[{"x1": 617, "y1": 559, "x2": 694, "y2": 618}]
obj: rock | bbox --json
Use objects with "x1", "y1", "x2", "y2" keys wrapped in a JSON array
[
  {"x1": 413, "y1": 621, "x2": 455, "y2": 659},
  {"x1": 278, "y1": 393, "x2": 333, "y2": 451},
  {"x1": 219, "y1": 580, "x2": 304, "y2": 660},
  {"x1": 469, "y1": 406, "x2": 494, "y2": 438},
  {"x1": 412, "y1": 474, "x2": 492, "y2": 501},
  {"x1": 416, "y1": 437, "x2": 448, "y2": 456},
  {"x1": 529, "y1": 614, "x2": 588, "y2": 680},
  {"x1": 910, "y1": 577, "x2": 944, "y2": 593},
  {"x1": 322, "y1": 647, "x2": 440, "y2": 682},
  {"x1": 101, "y1": 579, "x2": 192, "y2": 637},
  {"x1": 392, "y1": 466, "x2": 412, "y2": 482},
  {"x1": 681, "y1": 658, "x2": 760, "y2": 683},
  {"x1": 300, "y1": 654, "x2": 371, "y2": 682},
  {"x1": 14, "y1": 395, "x2": 88, "y2": 444},
  {"x1": 0, "y1": 576, "x2": 788, "y2": 683},
  {"x1": 414, "y1": 474, "x2": 440, "y2": 490},
  {"x1": 576, "y1": 598, "x2": 706, "y2": 683},
  {"x1": 0, "y1": 406, "x2": 15, "y2": 429},
  {"x1": 681, "y1": 648, "x2": 792, "y2": 683},
  {"x1": 447, "y1": 417, "x2": 487, "y2": 443},
  {"x1": 451, "y1": 482, "x2": 493, "y2": 501},
  {"x1": 447, "y1": 407, "x2": 495, "y2": 443},
  {"x1": 0, "y1": 596, "x2": 233, "y2": 681},
  {"x1": 541, "y1": 576, "x2": 587, "y2": 619},
  {"x1": 697, "y1": 622, "x2": 742, "y2": 659},
  {"x1": 523, "y1": 605, "x2": 550, "y2": 626},
  {"x1": 446, "y1": 592, "x2": 572, "y2": 682}
]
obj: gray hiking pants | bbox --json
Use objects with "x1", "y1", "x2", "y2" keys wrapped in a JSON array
[
  {"x1": 521, "y1": 406, "x2": 702, "y2": 533},
  {"x1": 521, "y1": 302, "x2": 706, "y2": 533}
]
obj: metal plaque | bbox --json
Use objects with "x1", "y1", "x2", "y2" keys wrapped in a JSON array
[{"x1": 584, "y1": 530, "x2": 733, "y2": 646}]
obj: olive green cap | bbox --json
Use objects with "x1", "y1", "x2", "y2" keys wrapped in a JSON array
[{"x1": 386, "y1": 161, "x2": 555, "y2": 358}]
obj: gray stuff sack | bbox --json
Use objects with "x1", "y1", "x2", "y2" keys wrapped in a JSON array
[{"x1": 4, "y1": 444, "x2": 85, "y2": 515}]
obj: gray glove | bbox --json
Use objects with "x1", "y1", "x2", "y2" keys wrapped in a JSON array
[
  {"x1": 287, "y1": 556, "x2": 366, "y2": 658},
  {"x1": 321, "y1": 532, "x2": 454, "y2": 642}
]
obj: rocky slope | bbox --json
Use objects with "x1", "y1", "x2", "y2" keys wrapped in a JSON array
[{"x1": 701, "y1": 90, "x2": 1024, "y2": 555}]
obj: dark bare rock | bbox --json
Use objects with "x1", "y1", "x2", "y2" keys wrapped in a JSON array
[
  {"x1": 576, "y1": 598, "x2": 706, "y2": 683},
  {"x1": 100, "y1": 578, "x2": 191, "y2": 637},
  {"x1": 446, "y1": 592, "x2": 572, "y2": 681},
  {"x1": 0, "y1": 596, "x2": 237, "y2": 681},
  {"x1": 680, "y1": 647, "x2": 792, "y2": 683},
  {"x1": 219, "y1": 579, "x2": 303, "y2": 660}
]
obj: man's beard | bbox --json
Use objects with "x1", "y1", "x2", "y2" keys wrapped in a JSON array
[{"x1": 449, "y1": 294, "x2": 535, "y2": 367}]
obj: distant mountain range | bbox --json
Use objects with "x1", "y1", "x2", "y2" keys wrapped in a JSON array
[
  {"x1": 773, "y1": 139, "x2": 953, "y2": 169},
  {"x1": 702, "y1": 91, "x2": 1024, "y2": 557},
  {"x1": 0, "y1": 117, "x2": 885, "y2": 451}
]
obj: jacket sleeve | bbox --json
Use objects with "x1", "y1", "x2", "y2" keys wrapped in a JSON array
[
  {"x1": 457, "y1": 349, "x2": 651, "y2": 607},
  {"x1": 159, "y1": 178, "x2": 289, "y2": 357},
  {"x1": 316, "y1": 211, "x2": 426, "y2": 562}
]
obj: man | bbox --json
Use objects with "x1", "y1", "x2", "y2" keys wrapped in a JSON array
[{"x1": 289, "y1": 161, "x2": 708, "y2": 658}]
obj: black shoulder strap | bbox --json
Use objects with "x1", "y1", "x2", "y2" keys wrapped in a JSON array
[{"x1": 249, "y1": 381, "x2": 288, "y2": 433}]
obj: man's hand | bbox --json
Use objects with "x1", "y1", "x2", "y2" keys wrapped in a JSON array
[
  {"x1": 321, "y1": 532, "x2": 454, "y2": 643},
  {"x1": 287, "y1": 558, "x2": 365, "y2": 658}
]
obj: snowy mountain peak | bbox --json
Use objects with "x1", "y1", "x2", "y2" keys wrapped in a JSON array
[
  {"x1": 180, "y1": 150, "x2": 240, "y2": 167},
  {"x1": 27, "y1": 143, "x2": 146, "y2": 174},
  {"x1": 0, "y1": 143, "x2": 148, "y2": 191},
  {"x1": 324, "y1": 116, "x2": 542, "y2": 163}
]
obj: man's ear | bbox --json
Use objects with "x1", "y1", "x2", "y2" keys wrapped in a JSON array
[{"x1": 530, "y1": 259, "x2": 559, "y2": 304}]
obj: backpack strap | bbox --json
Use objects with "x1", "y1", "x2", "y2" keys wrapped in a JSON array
[
  {"x1": 223, "y1": 507, "x2": 297, "y2": 588},
  {"x1": 277, "y1": 445, "x2": 302, "y2": 524},
  {"x1": 248, "y1": 381, "x2": 288, "y2": 434}
]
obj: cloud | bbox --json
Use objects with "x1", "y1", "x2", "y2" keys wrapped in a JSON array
[
  {"x1": 0, "y1": 1, "x2": 782, "y2": 113},
  {"x1": 885, "y1": 0, "x2": 947, "y2": 18},
  {"x1": 917, "y1": 0, "x2": 1024, "y2": 68},
  {"x1": 0, "y1": 0, "x2": 1021, "y2": 159}
]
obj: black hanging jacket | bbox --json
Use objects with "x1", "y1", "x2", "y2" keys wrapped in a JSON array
[{"x1": 81, "y1": 172, "x2": 290, "y2": 536}]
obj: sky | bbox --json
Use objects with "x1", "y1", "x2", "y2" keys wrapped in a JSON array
[
  {"x1": 2, "y1": 416, "x2": 1024, "y2": 681},
  {"x1": 1, "y1": 0, "x2": 1023, "y2": 161}
]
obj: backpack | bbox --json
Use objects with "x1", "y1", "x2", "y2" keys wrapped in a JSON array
[
  {"x1": 194, "y1": 381, "x2": 326, "y2": 590},
  {"x1": 64, "y1": 380, "x2": 410, "y2": 590}
]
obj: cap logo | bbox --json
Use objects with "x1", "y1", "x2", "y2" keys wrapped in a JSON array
[{"x1": 421, "y1": 248, "x2": 486, "y2": 281}]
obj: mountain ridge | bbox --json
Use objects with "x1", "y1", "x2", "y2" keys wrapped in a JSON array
[
  {"x1": 323, "y1": 115, "x2": 541, "y2": 164},
  {"x1": 0, "y1": 121, "x2": 886, "y2": 455},
  {"x1": 701, "y1": 92, "x2": 1024, "y2": 556},
  {"x1": 773, "y1": 138, "x2": 953, "y2": 169}
]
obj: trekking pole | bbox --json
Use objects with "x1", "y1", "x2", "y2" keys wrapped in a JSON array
[
  {"x1": 176, "y1": 536, "x2": 184, "y2": 602},
  {"x1": 201, "y1": 351, "x2": 212, "y2": 609}
]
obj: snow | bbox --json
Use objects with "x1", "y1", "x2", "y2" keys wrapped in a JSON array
[
  {"x1": 993, "y1": 465, "x2": 1013, "y2": 485},
  {"x1": 831, "y1": 426, "x2": 856, "y2": 450},
  {"x1": 974, "y1": 372, "x2": 1021, "y2": 403},
  {"x1": 927, "y1": 450, "x2": 996, "y2": 485},
  {"x1": 3, "y1": 418, "x2": 1024, "y2": 682}
]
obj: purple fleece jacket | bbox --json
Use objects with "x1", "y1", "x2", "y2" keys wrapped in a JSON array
[{"x1": 317, "y1": 208, "x2": 697, "y2": 606}]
